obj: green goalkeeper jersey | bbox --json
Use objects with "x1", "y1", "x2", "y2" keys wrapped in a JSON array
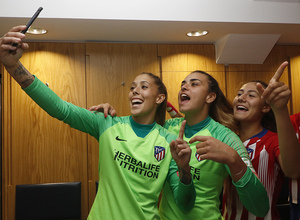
[
  {"x1": 24, "y1": 77, "x2": 195, "y2": 220},
  {"x1": 159, "y1": 117, "x2": 269, "y2": 220}
]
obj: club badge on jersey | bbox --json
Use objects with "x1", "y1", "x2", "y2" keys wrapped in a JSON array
[
  {"x1": 154, "y1": 146, "x2": 165, "y2": 162},
  {"x1": 195, "y1": 153, "x2": 202, "y2": 162},
  {"x1": 247, "y1": 147, "x2": 255, "y2": 160}
]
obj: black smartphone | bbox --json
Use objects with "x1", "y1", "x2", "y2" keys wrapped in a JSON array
[
  {"x1": 21, "y1": 7, "x2": 43, "y2": 34},
  {"x1": 11, "y1": 7, "x2": 43, "y2": 48}
]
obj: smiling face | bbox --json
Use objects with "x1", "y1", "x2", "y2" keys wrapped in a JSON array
[
  {"x1": 233, "y1": 82, "x2": 270, "y2": 123},
  {"x1": 129, "y1": 74, "x2": 165, "y2": 124},
  {"x1": 178, "y1": 72, "x2": 215, "y2": 117}
]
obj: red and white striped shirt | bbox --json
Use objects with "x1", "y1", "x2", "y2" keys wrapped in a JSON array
[
  {"x1": 223, "y1": 129, "x2": 284, "y2": 220},
  {"x1": 289, "y1": 113, "x2": 300, "y2": 205}
]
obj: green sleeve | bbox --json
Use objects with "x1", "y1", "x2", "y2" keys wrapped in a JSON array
[
  {"x1": 232, "y1": 167, "x2": 269, "y2": 217},
  {"x1": 23, "y1": 76, "x2": 101, "y2": 139},
  {"x1": 166, "y1": 159, "x2": 196, "y2": 213}
]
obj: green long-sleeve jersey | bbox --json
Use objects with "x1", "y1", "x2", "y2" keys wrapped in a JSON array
[
  {"x1": 23, "y1": 76, "x2": 195, "y2": 219},
  {"x1": 159, "y1": 117, "x2": 269, "y2": 220}
]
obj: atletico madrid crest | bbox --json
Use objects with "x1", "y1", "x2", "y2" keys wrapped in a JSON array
[
  {"x1": 154, "y1": 146, "x2": 165, "y2": 162},
  {"x1": 247, "y1": 147, "x2": 255, "y2": 160},
  {"x1": 195, "y1": 152, "x2": 202, "y2": 162}
]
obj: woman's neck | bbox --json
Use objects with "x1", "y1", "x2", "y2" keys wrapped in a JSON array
[
  {"x1": 131, "y1": 115, "x2": 155, "y2": 125},
  {"x1": 184, "y1": 109, "x2": 209, "y2": 126},
  {"x1": 238, "y1": 121, "x2": 264, "y2": 142}
]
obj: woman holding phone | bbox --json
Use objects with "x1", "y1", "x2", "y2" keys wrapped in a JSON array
[{"x1": 0, "y1": 25, "x2": 196, "y2": 220}]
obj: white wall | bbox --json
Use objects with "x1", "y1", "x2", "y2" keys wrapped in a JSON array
[{"x1": 1, "y1": 0, "x2": 300, "y2": 24}]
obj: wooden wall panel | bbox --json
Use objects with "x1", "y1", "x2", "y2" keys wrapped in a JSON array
[
  {"x1": 158, "y1": 44, "x2": 224, "y2": 72},
  {"x1": 287, "y1": 46, "x2": 300, "y2": 114},
  {"x1": 158, "y1": 44, "x2": 225, "y2": 119},
  {"x1": 226, "y1": 45, "x2": 290, "y2": 106},
  {"x1": 0, "y1": 62, "x2": 3, "y2": 218},
  {"x1": 85, "y1": 43, "x2": 160, "y2": 209},
  {"x1": 2, "y1": 63, "x2": 12, "y2": 220},
  {"x1": 2, "y1": 43, "x2": 88, "y2": 220}
]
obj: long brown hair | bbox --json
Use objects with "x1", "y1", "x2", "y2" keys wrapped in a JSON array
[
  {"x1": 140, "y1": 72, "x2": 167, "y2": 126},
  {"x1": 191, "y1": 70, "x2": 238, "y2": 133}
]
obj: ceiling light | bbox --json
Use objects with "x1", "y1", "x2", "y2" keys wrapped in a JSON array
[
  {"x1": 27, "y1": 27, "x2": 47, "y2": 35},
  {"x1": 187, "y1": 30, "x2": 208, "y2": 37}
]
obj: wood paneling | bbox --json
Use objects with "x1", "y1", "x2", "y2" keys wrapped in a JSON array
[
  {"x1": 158, "y1": 44, "x2": 225, "y2": 119},
  {"x1": 86, "y1": 43, "x2": 160, "y2": 116},
  {"x1": 85, "y1": 43, "x2": 160, "y2": 209},
  {"x1": 287, "y1": 46, "x2": 300, "y2": 114},
  {"x1": 0, "y1": 63, "x2": 2, "y2": 218},
  {"x1": 2, "y1": 43, "x2": 88, "y2": 219},
  {"x1": 158, "y1": 44, "x2": 224, "y2": 72},
  {"x1": 2, "y1": 63, "x2": 12, "y2": 220},
  {"x1": 226, "y1": 46, "x2": 290, "y2": 106}
]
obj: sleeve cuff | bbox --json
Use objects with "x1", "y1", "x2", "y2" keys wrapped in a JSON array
[{"x1": 232, "y1": 167, "x2": 253, "y2": 187}]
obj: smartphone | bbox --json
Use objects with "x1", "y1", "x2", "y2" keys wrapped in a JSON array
[
  {"x1": 11, "y1": 7, "x2": 43, "y2": 48},
  {"x1": 21, "y1": 7, "x2": 43, "y2": 34}
]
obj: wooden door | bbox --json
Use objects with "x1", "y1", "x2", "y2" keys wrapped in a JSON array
[{"x1": 2, "y1": 43, "x2": 88, "y2": 219}]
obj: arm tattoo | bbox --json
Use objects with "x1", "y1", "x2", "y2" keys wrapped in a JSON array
[
  {"x1": 14, "y1": 64, "x2": 28, "y2": 76},
  {"x1": 13, "y1": 63, "x2": 35, "y2": 88}
]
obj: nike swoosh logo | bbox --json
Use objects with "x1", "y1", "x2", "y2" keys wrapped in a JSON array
[{"x1": 116, "y1": 136, "x2": 127, "y2": 142}]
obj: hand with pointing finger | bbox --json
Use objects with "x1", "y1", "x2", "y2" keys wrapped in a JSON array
[
  {"x1": 257, "y1": 61, "x2": 300, "y2": 179},
  {"x1": 256, "y1": 61, "x2": 291, "y2": 113},
  {"x1": 170, "y1": 120, "x2": 192, "y2": 184}
]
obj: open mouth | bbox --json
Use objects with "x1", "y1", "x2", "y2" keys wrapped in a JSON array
[
  {"x1": 236, "y1": 105, "x2": 248, "y2": 111},
  {"x1": 131, "y1": 98, "x2": 143, "y2": 106},
  {"x1": 180, "y1": 94, "x2": 190, "y2": 102}
]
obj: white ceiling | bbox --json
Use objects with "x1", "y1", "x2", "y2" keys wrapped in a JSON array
[{"x1": 1, "y1": 0, "x2": 300, "y2": 64}]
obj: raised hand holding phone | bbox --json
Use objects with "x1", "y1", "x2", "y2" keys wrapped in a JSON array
[{"x1": 10, "y1": 7, "x2": 43, "y2": 49}]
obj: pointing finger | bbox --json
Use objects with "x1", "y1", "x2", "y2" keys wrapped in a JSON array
[
  {"x1": 269, "y1": 61, "x2": 288, "y2": 84},
  {"x1": 256, "y1": 82, "x2": 265, "y2": 96},
  {"x1": 178, "y1": 120, "x2": 186, "y2": 140}
]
